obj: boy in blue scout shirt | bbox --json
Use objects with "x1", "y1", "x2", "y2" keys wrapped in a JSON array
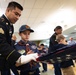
[
  {"x1": 52, "y1": 34, "x2": 75, "y2": 75},
  {"x1": 38, "y1": 44, "x2": 47, "y2": 73},
  {"x1": 14, "y1": 25, "x2": 40, "y2": 75}
]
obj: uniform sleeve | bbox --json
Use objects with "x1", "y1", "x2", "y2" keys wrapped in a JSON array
[{"x1": 0, "y1": 26, "x2": 21, "y2": 65}]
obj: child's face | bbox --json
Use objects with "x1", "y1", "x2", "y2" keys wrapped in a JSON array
[
  {"x1": 19, "y1": 30, "x2": 30, "y2": 41},
  {"x1": 60, "y1": 38, "x2": 67, "y2": 44}
]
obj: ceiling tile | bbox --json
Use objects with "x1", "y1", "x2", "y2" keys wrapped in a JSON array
[
  {"x1": 32, "y1": 17, "x2": 43, "y2": 27},
  {"x1": 34, "y1": 0, "x2": 46, "y2": 8},
  {"x1": 20, "y1": 17, "x2": 28, "y2": 25},
  {"x1": 43, "y1": 0, "x2": 57, "y2": 9},
  {"x1": 13, "y1": 0, "x2": 25, "y2": 6},
  {"x1": 24, "y1": 0, "x2": 36, "y2": 8},
  {"x1": 26, "y1": 18, "x2": 36, "y2": 25},
  {"x1": 0, "y1": 0, "x2": 8, "y2": 8},
  {"x1": 29, "y1": 9, "x2": 41, "y2": 18},
  {"x1": 38, "y1": 9, "x2": 52, "y2": 18},
  {"x1": 21, "y1": 9, "x2": 32, "y2": 18}
]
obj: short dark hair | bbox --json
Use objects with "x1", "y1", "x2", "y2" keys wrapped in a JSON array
[
  {"x1": 40, "y1": 44, "x2": 44, "y2": 46},
  {"x1": 7, "y1": 1, "x2": 23, "y2": 11},
  {"x1": 54, "y1": 26, "x2": 62, "y2": 31}
]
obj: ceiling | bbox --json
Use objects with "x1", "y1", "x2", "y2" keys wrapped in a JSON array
[{"x1": 0, "y1": 0, "x2": 76, "y2": 40}]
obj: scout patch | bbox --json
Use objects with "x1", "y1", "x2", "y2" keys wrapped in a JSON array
[
  {"x1": 18, "y1": 49, "x2": 25, "y2": 54},
  {"x1": 26, "y1": 25, "x2": 30, "y2": 29},
  {"x1": 31, "y1": 45, "x2": 37, "y2": 49},
  {"x1": 0, "y1": 28, "x2": 4, "y2": 34}
]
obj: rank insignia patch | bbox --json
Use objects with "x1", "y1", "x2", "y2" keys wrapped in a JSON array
[
  {"x1": 0, "y1": 28, "x2": 4, "y2": 34},
  {"x1": 18, "y1": 50, "x2": 25, "y2": 54}
]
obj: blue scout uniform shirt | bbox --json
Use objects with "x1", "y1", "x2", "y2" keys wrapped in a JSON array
[
  {"x1": 14, "y1": 40, "x2": 40, "y2": 71},
  {"x1": 38, "y1": 48, "x2": 48, "y2": 55},
  {"x1": 0, "y1": 15, "x2": 21, "y2": 70},
  {"x1": 52, "y1": 44, "x2": 74, "y2": 68}
]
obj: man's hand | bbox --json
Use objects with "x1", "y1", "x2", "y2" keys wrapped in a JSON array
[
  {"x1": 27, "y1": 50, "x2": 34, "y2": 54},
  {"x1": 12, "y1": 34, "x2": 17, "y2": 41},
  {"x1": 16, "y1": 53, "x2": 39, "y2": 67}
]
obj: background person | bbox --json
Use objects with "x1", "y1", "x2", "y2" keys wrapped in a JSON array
[
  {"x1": 38, "y1": 44, "x2": 47, "y2": 73},
  {"x1": 67, "y1": 37, "x2": 76, "y2": 45},
  {"x1": 55, "y1": 34, "x2": 75, "y2": 75},
  {"x1": 48, "y1": 26, "x2": 62, "y2": 75}
]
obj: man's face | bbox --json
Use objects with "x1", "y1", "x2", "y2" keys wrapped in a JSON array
[
  {"x1": 56, "y1": 29, "x2": 62, "y2": 34},
  {"x1": 6, "y1": 7, "x2": 22, "y2": 24},
  {"x1": 70, "y1": 37, "x2": 73, "y2": 41}
]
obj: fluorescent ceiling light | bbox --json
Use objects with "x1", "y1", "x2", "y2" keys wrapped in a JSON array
[
  {"x1": 74, "y1": 28, "x2": 76, "y2": 30},
  {"x1": 64, "y1": 35, "x2": 68, "y2": 37},
  {"x1": 44, "y1": 8, "x2": 76, "y2": 31}
]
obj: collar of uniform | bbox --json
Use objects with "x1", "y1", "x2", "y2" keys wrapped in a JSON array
[
  {"x1": 20, "y1": 40, "x2": 30, "y2": 45},
  {"x1": 55, "y1": 33, "x2": 58, "y2": 35},
  {"x1": 4, "y1": 14, "x2": 13, "y2": 25}
]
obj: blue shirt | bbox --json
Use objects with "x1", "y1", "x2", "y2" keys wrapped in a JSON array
[
  {"x1": 14, "y1": 40, "x2": 40, "y2": 71},
  {"x1": 52, "y1": 44, "x2": 74, "y2": 68}
]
